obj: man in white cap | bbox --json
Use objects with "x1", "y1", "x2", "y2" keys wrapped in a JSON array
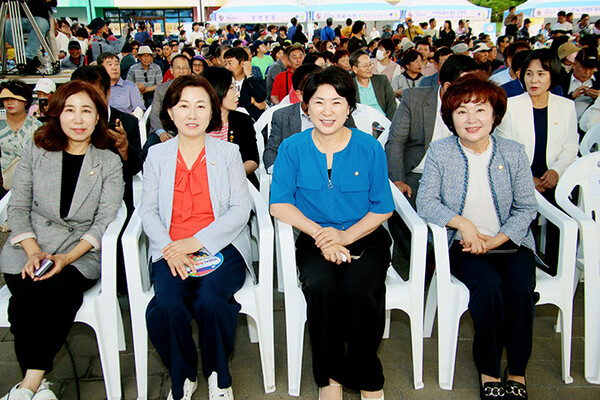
[
  {"x1": 126, "y1": 45, "x2": 163, "y2": 108},
  {"x1": 30, "y1": 78, "x2": 56, "y2": 119}
]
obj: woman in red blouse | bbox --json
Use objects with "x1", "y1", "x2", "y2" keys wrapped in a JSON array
[{"x1": 141, "y1": 75, "x2": 252, "y2": 400}]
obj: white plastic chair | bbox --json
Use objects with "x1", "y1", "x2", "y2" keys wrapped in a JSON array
[
  {"x1": 352, "y1": 103, "x2": 391, "y2": 147},
  {"x1": 579, "y1": 122, "x2": 600, "y2": 156},
  {"x1": 121, "y1": 182, "x2": 275, "y2": 399},
  {"x1": 138, "y1": 104, "x2": 151, "y2": 147},
  {"x1": 555, "y1": 153, "x2": 600, "y2": 384},
  {"x1": 0, "y1": 193, "x2": 128, "y2": 400},
  {"x1": 275, "y1": 180, "x2": 428, "y2": 396},
  {"x1": 424, "y1": 192, "x2": 578, "y2": 389}
]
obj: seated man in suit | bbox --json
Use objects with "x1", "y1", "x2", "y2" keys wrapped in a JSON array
[
  {"x1": 385, "y1": 55, "x2": 478, "y2": 257},
  {"x1": 143, "y1": 55, "x2": 192, "y2": 154},
  {"x1": 264, "y1": 64, "x2": 356, "y2": 170},
  {"x1": 350, "y1": 50, "x2": 397, "y2": 120},
  {"x1": 223, "y1": 47, "x2": 267, "y2": 121},
  {"x1": 71, "y1": 65, "x2": 143, "y2": 213}
]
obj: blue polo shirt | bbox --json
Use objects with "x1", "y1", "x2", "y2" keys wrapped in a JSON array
[{"x1": 270, "y1": 128, "x2": 394, "y2": 230}]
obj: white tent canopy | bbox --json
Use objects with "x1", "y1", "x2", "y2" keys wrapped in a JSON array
[
  {"x1": 301, "y1": 0, "x2": 401, "y2": 22},
  {"x1": 397, "y1": 0, "x2": 491, "y2": 21},
  {"x1": 210, "y1": 0, "x2": 309, "y2": 24},
  {"x1": 515, "y1": 0, "x2": 600, "y2": 19}
]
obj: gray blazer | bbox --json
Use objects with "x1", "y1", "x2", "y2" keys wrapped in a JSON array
[
  {"x1": 416, "y1": 134, "x2": 537, "y2": 252},
  {"x1": 0, "y1": 142, "x2": 125, "y2": 280},
  {"x1": 263, "y1": 103, "x2": 357, "y2": 169},
  {"x1": 385, "y1": 86, "x2": 438, "y2": 183},
  {"x1": 140, "y1": 135, "x2": 252, "y2": 274},
  {"x1": 149, "y1": 80, "x2": 172, "y2": 136}
]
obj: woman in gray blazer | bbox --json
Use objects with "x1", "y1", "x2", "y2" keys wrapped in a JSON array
[
  {"x1": 417, "y1": 74, "x2": 538, "y2": 400},
  {"x1": 141, "y1": 75, "x2": 251, "y2": 400},
  {"x1": 0, "y1": 81, "x2": 124, "y2": 400}
]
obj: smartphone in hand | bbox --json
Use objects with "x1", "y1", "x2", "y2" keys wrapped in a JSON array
[{"x1": 34, "y1": 258, "x2": 54, "y2": 277}]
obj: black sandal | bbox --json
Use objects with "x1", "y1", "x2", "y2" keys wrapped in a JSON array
[{"x1": 504, "y1": 368, "x2": 528, "y2": 399}]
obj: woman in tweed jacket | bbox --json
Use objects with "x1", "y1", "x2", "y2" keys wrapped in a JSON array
[{"x1": 417, "y1": 74, "x2": 538, "y2": 400}]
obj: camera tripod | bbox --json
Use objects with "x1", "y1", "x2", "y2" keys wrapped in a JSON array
[{"x1": 0, "y1": 0, "x2": 59, "y2": 76}]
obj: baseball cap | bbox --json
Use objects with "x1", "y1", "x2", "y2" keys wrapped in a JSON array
[
  {"x1": 472, "y1": 43, "x2": 490, "y2": 53},
  {"x1": 68, "y1": 41, "x2": 81, "y2": 50},
  {"x1": 575, "y1": 47, "x2": 599, "y2": 68},
  {"x1": 251, "y1": 40, "x2": 265, "y2": 53},
  {"x1": 33, "y1": 78, "x2": 56, "y2": 94},
  {"x1": 451, "y1": 43, "x2": 471, "y2": 54},
  {"x1": 557, "y1": 42, "x2": 580, "y2": 61}
]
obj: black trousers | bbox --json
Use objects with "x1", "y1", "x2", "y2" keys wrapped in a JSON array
[
  {"x1": 449, "y1": 242, "x2": 538, "y2": 378},
  {"x1": 4, "y1": 266, "x2": 96, "y2": 375},
  {"x1": 146, "y1": 244, "x2": 246, "y2": 400},
  {"x1": 296, "y1": 226, "x2": 391, "y2": 392}
]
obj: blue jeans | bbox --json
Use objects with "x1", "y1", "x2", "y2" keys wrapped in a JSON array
[{"x1": 4, "y1": 17, "x2": 50, "y2": 60}]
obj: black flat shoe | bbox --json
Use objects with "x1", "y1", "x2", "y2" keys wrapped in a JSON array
[
  {"x1": 480, "y1": 381, "x2": 505, "y2": 399},
  {"x1": 504, "y1": 368, "x2": 528, "y2": 399}
]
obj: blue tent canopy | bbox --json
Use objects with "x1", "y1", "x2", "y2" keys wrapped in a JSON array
[
  {"x1": 397, "y1": 0, "x2": 491, "y2": 21},
  {"x1": 210, "y1": 0, "x2": 309, "y2": 24}
]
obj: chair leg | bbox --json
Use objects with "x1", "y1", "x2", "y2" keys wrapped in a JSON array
[
  {"x1": 559, "y1": 305, "x2": 574, "y2": 384},
  {"x1": 254, "y1": 308, "x2": 276, "y2": 393},
  {"x1": 286, "y1": 312, "x2": 306, "y2": 397},
  {"x1": 383, "y1": 309, "x2": 391, "y2": 339},
  {"x1": 437, "y1": 303, "x2": 462, "y2": 390},
  {"x1": 247, "y1": 314, "x2": 259, "y2": 343},
  {"x1": 95, "y1": 311, "x2": 123, "y2": 400},
  {"x1": 585, "y1": 281, "x2": 600, "y2": 384},
  {"x1": 409, "y1": 309, "x2": 424, "y2": 389},
  {"x1": 131, "y1": 305, "x2": 149, "y2": 400},
  {"x1": 424, "y1": 275, "x2": 437, "y2": 338}
]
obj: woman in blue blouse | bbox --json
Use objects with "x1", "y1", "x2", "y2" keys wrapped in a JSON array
[
  {"x1": 270, "y1": 67, "x2": 394, "y2": 400},
  {"x1": 417, "y1": 74, "x2": 538, "y2": 400}
]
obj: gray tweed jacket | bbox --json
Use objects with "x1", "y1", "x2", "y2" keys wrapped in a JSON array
[
  {"x1": 140, "y1": 135, "x2": 253, "y2": 276},
  {"x1": 0, "y1": 142, "x2": 125, "y2": 280},
  {"x1": 416, "y1": 134, "x2": 537, "y2": 251}
]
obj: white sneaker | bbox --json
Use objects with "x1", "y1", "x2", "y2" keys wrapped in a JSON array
[
  {"x1": 32, "y1": 380, "x2": 57, "y2": 400},
  {"x1": 0, "y1": 383, "x2": 34, "y2": 400},
  {"x1": 166, "y1": 378, "x2": 198, "y2": 400},
  {"x1": 208, "y1": 372, "x2": 234, "y2": 400}
]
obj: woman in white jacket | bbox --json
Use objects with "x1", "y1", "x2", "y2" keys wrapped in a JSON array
[{"x1": 497, "y1": 48, "x2": 578, "y2": 274}]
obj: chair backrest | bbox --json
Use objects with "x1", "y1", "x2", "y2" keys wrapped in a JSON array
[
  {"x1": 580, "y1": 122, "x2": 600, "y2": 156},
  {"x1": 139, "y1": 105, "x2": 152, "y2": 146},
  {"x1": 352, "y1": 104, "x2": 391, "y2": 147}
]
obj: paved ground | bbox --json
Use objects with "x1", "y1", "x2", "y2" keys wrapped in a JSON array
[{"x1": 1, "y1": 240, "x2": 600, "y2": 399}]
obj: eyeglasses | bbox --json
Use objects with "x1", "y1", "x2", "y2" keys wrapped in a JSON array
[{"x1": 143, "y1": 72, "x2": 148, "y2": 82}]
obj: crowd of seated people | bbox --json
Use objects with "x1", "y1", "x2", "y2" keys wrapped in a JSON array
[{"x1": 0, "y1": 10, "x2": 599, "y2": 400}]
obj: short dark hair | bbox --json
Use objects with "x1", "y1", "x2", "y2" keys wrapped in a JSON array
[
  {"x1": 285, "y1": 44, "x2": 305, "y2": 57},
  {"x1": 378, "y1": 38, "x2": 395, "y2": 53},
  {"x1": 401, "y1": 50, "x2": 423, "y2": 68},
  {"x1": 441, "y1": 72, "x2": 507, "y2": 135},
  {"x1": 0, "y1": 80, "x2": 33, "y2": 110},
  {"x1": 415, "y1": 39, "x2": 432, "y2": 52},
  {"x1": 171, "y1": 54, "x2": 191, "y2": 69},
  {"x1": 291, "y1": 17, "x2": 297, "y2": 25},
  {"x1": 519, "y1": 48, "x2": 562, "y2": 90},
  {"x1": 302, "y1": 52, "x2": 324, "y2": 65},
  {"x1": 510, "y1": 50, "x2": 531, "y2": 73},
  {"x1": 429, "y1": 18, "x2": 436, "y2": 24},
  {"x1": 217, "y1": 43, "x2": 232, "y2": 58},
  {"x1": 504, "y1": 41, "x2": 531, "y2": 61},
  {"x1": 34, "y1": 80, "x2": 113, "y2": 151},
  {"x1": 303, "y1": 66, "x2": 356, "y2": 109},
  {"x1": 326, "y1": 17, "x2": 333, "y2": 26},
  {"x1": 332, "y1": 49, "x2": 350, "y2": 64},
  {"x1": 71, "y1": 65, "x2": 111, "y2": 95},
  {"x1": 181, "y1": 46, "x2": 196, "y2": 58},
  {"x1": 223, "y1": 47, "x2": 248, "y2": 62},
  {"x1": 433, "y1": 47, "x2": 453, "y2": 63},
  {"x1": 97, "y1": 52, "x2": 118, "y2": 65},
  {"x1": 201, "y1": 66, "x2": 232, "y2": 102},
  {"x1": 439, "y1": 54, "x2": 479, "y2": 85},
  {"x1": 271, "y1": 46, "x2": 284, "y2": 59},
  {"x1": 557, "y1": 11, "x2": 566, "y2": 17},
  {"x1": 292, "y1": 64, "x2": 322, "y2": 91},
  {"x1": 348, "y1": 49, "x2": 368, "y2": 67},
  {"x1": 160, "y1": 75, "x2": 222, "y2": 134},
  {"x1": 352, "y1": 21, "x2": 365, "y2": 35},
  {"x1": 346, "y1": 18, "x2": 353, "y2": 26}
]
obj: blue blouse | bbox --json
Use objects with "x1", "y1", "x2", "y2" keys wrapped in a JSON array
[{"x1": 270, "y1": 128, "x2": 394, "y2": 230}]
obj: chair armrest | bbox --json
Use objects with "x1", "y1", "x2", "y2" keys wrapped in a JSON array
[
  {"x1": 100, "y1": 203, "x2": 128, "y2": 299},
  {"x1": 121, "y1": 208, "x2": 151, "y2": 296},
  {"x1": 0, "y1": 191, "x2": 12, "y2": 223},
  {"x1": 274, "y1": 218, "x2": 299, "y2": 293},
  {"x1": 248, "y1": 182, "x2": 274, "y2": 290},
  {"x1": 535, "y1": 192, "x2": 578, "y2": 279},
  {"x1": 427, "y1": 222, "x2": 453, "y2": 285}
]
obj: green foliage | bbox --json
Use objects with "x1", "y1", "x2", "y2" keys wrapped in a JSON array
[{"x1": 470, "y1": 0, "x2": 527, "y2": 22}]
